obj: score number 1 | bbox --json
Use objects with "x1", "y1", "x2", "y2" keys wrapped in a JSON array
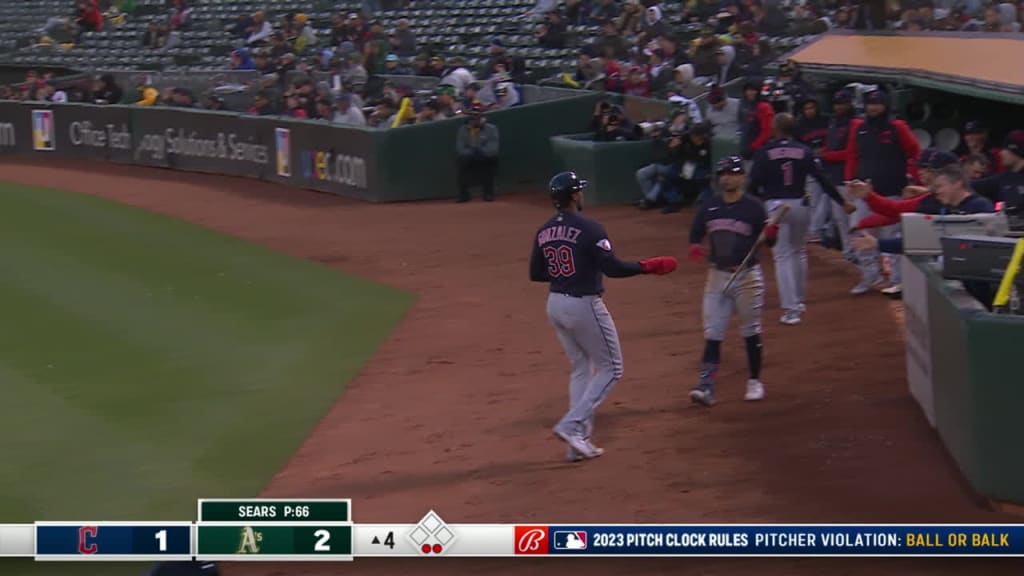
[{"x1": 155, "y1": 529, "x2": 167, "y2": 552}]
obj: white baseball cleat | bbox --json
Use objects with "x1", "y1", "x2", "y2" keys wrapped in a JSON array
[
  {"x1": 567, "y1": 441, "x2": 605, "y2": 462},
  {"x1": 780, "y1": 311, "x2": 801, "y2": 325},
  {"x1": 882, "y1": 284, "x2": 902, "y2": 298},
  {"x1": 797, "y1": 303, "x2": 807, "y2": 313},
  {"x1": 850, "y1": 276, "x2": 883, "y2": 295},
  {"x1": 745, "y1": 379, "x2": 765, "y2": 401},
  {"x1": 553, "y1": 427, "x2": 601, "y2": 460}
]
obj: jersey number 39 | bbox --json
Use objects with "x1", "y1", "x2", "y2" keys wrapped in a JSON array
[{"x1": 543, "y1": 246, "x2": 576, "y2": 277}]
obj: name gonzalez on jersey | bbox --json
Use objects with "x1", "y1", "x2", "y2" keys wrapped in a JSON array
[{"x1": 537, "y1": 225, "x2": 582, "y2": 245}]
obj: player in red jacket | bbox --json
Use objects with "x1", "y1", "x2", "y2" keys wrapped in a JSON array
[
  {"x1": 843, "y1": 89, "x2": 921, "y2": 297},
  {"x1": 738, "y1": 80, "x2": 774, "y2": 161},
  {"x1": 851, "y1": 149, "x2": 959, "y2": 232}
]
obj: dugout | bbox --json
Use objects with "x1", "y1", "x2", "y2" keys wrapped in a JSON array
[{"x1": 789, "y1": 31, "x2": 1024, "y2": 509}]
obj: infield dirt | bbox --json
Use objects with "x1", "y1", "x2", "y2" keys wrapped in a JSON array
[{"x1": 1, "y1": 158, "x2": 1017, "y2": 576}]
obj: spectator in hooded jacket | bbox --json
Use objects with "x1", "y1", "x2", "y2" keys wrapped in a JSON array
[
  {"x1": 704, "y1": 85, "x2": 740, "y2": 140},
  {"x1": 332, "y1": 93, "x2": 366, "y2": 125},
  {"x1": 709, "y1": 45, "x2": 737, "y2": 85},
  {"x1": 843, "y1": 88, "x2": 921, "y2": 296},
  {"x1": 641, "y1": 5, "x2": 667, "y2": 42}
]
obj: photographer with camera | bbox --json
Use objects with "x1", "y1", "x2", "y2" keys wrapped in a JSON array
[
  {"x1": 590, "y1": 100, "x2": 634, "y2": 142},
  {"x1": 634, "y1": 111, "x2": 690, "y2": 213},
  {"x1": 677, "y1": 122, "x2": 714, "y2": 208}
]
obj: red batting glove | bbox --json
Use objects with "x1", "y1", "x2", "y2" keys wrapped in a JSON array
[
  {"x1": 640, "y1": 256, "x2": 678, "y2": 275},
  {"x1": 687, "y1": 244, "x2": 706, "y2": 262},
  {"x1": 764, "y1": 224, "x2": 780, "y2": 241}
]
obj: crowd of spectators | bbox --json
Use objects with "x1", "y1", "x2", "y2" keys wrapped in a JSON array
[
  {"x1": 9, "y1": 0, "x2": 1024, "y2": 130},
  {"x1": 555, "y1": 0, "x2": 1021, "y2": 100},
  {"x1": 214, "y1": 7, "x2": 529, "y2": 127}
]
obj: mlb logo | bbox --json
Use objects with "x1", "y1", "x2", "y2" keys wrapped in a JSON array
[
  {"x1": 32, "y1": 109, "x2": 54, "y2": 151},
  {"x1": 552, "y1": 531, "x2": 587, "y2": 551},
  {"x1": 274, "y1": 127, "x2": 291, "y2": 177}
]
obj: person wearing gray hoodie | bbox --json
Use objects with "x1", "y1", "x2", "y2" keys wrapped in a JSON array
[
  {"x1": 704, "y1": 85, "x2": 740, "y2": 141},
  {"x1": 997, "y1": 2, "x2": 1020, "y2": 31}
]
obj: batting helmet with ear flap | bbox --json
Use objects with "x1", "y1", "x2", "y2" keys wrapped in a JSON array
[
  {"x1": 715, "y1": 155, "x2": 745, "y2": 174},
  {"x1": 549, "y1": 171, "x2": 587, "y2": 209}
]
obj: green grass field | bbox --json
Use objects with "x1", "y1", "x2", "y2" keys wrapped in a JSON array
[{"x1": 0, "y1": 182, "x2": 413, "y2": 575}]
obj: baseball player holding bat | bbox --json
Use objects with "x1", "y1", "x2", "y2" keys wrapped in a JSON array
[
  {"x1": 687, "y1": 156, "x2": 782, "y2": 407},
  {"x1": 530, "y1": 171, "x2": 678, "y2": 461}
]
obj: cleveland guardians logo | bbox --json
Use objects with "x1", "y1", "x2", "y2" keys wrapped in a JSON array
[
  {"x1": 274, "y1": 127, "x2": 291, "y2": 177},
  {"x1": 32, "y1": 109, "x2": 54, "y2": 151},
  {"x1": 514, "y1": 526, "x2": 549, "y2": 554},
  {"x1": 78, "y1": 526, "x2": 98, "y2": 554}
]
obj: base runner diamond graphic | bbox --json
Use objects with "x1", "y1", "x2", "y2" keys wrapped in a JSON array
[{"x1": 407, "y1": 510, "x2": 455, "y2": 555}]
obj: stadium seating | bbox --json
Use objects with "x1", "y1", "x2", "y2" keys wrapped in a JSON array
[{"x1": 0, "y1": 0, "x2": 814, "y2": 78}]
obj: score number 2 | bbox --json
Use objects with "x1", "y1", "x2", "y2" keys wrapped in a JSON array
[
  {"x1": 543, "y1": 246, "x2": 576, "y2": 277},
  {"x1": 314, "y1": 529, "x2": 332, "y2": 551}
]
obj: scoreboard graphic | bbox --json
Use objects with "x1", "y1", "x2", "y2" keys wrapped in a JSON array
[{"x1": 3, "y1": 502, "x2": 1024, "y2": 561}]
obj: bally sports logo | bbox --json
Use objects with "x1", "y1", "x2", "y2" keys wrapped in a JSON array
[{"x1": 514, "y1": 526, "x2": 548, "y2": 554}]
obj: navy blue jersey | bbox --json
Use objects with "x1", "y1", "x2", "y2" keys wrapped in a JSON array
[
  {"x1": 747, "y1": 138, "x2": 842, "y2": 204},
  {"x1": 529, "y1": 211, "x2": 642, "y2": 296},
  {"x1": 973, "y1": 168, "x2": 1024, "y2": 211},
  {"x1": 689, "y1": 192, "x2": 767, "y2": 269}
]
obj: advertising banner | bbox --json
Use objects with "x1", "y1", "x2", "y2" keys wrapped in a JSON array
[
  {"x1": 49, "y1": 104, "x2": 135, "y2": 163},
  {"x1": 0, "y1": 101, "x2": 29, "y2": 155},
  {"x1": 282, "y1": 120, "x2": 379, "y2": 200},
  {"x1": 130, "y1": 107, "x2": 277, "y2": 180}
]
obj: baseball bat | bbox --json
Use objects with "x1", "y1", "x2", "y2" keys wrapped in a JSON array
[{"x1": 721, "y1": 204, "x2": 790, "y2": 294}]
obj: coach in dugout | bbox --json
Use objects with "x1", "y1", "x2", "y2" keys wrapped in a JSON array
[
  {"x1": 972, "y1": 130, "x2": 1024, "y2": 210},
  {"x1": 843, "y1": 88, "x2": 921, "y2": 297},
  {"x1": 847, "y1": 164, "x2": 995, "y2": 306},
  {"x1": 847, "y1": 148, "x2": 959, "y2": 234}
]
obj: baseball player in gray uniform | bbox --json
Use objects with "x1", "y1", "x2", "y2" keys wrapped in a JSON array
[
  {"x1": 746, "y1": 114, "x2": 852, "y2": 325},
  {"x1": 530, "y1": 171, "x2": 678, "y2": 461},
  {"x1": 687, "y1": 156, "x2": 775, "y2": 406}
]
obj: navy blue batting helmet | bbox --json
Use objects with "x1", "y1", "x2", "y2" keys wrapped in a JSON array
[
  {"x1": 715, "y1": 155, "x2": 745, "y2": 174},
  {"x1": 549, "y1": 171, "x2": 587, "y2": 209}
]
